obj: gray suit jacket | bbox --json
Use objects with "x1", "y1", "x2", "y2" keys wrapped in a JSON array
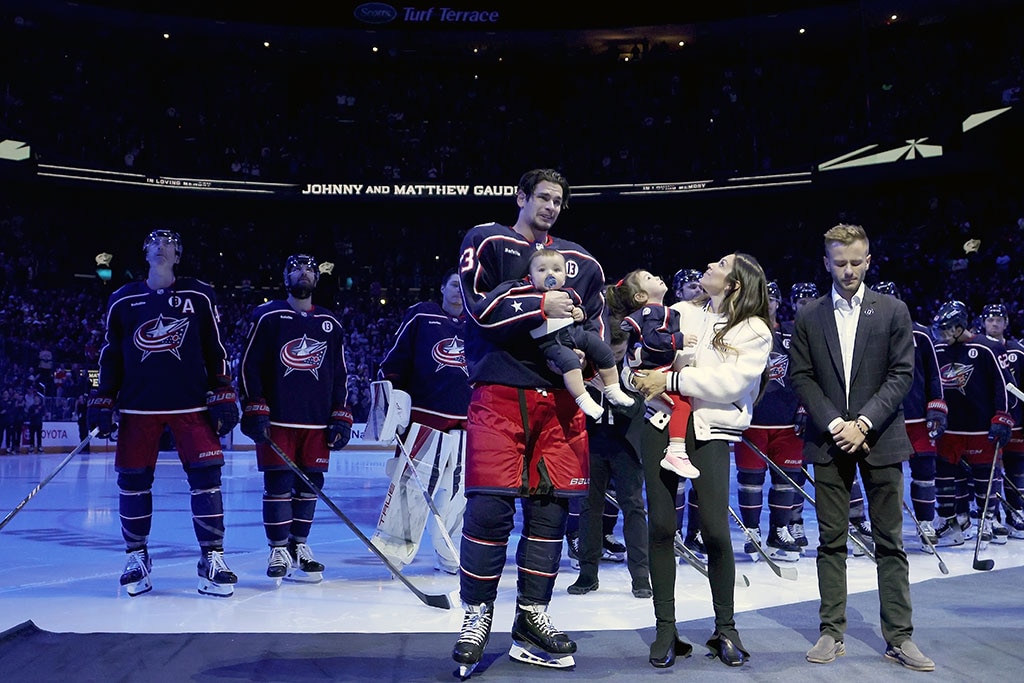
[{"x1": 789, "y1": 288, "x2": 914, "y2": 466}]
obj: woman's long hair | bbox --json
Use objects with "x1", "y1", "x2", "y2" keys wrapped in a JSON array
[{"x1": 712, "y1": 252, "x2": 772, "y2": 404}]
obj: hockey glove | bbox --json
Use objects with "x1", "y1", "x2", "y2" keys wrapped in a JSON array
[
  {"x1": 328, "y1": 405, "x2": 354, "y2": 450},
  {"x1": 794, "y1": 405, "x2": 808, "y2": 437},
  {"x1": 206, "y1": 380, "x2": 240, "y2": 438},
  {"x1": 925, "y1": 399, "x2": 948, "y2": 440},
  {"x1": 240, "y1": 399, "x2": 271, "y2": 444},
  {"x1": 989, "y1": 411, "x2": 1014, "y2": 449},
  {"x1": 86, "y1": 393, "x2": 115, "y2": 438}
]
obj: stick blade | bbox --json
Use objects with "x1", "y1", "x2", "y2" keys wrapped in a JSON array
[{"x1": 972, "y1": 558, "x2": 995, "y2": 571}]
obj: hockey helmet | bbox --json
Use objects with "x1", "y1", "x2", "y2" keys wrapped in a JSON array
[
  {"x1": 932, "y1": 300, "x2": 970, "y2": 336},
  {"x1": 981, "y1": 303, "x2": 1009, "y2": 321},
  {"x1": 871, "y1": 281, "x2": 900, "y2": 299},
  {"x1": 790, "y1": 282, "x2": 819, "y2": 304},
  {"x1": 143, "y1": 229, "x2": 183, "y2": 260},
  {"x1": 673, "y1": 268, "x2": 703, "y2": 299},
  {"x1": 284, "y1": 254, "x2": 320, "y2": 288},
  {"x1": 766, "y1": 281, "x2": 781, "y2": 302}
]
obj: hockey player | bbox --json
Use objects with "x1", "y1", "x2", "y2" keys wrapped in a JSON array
[
  {"x1": 671, "y1": 267, "x2": 705, "y2": 558},
  {"x1": 452, "y1": 169, "x2": 602, "y2": 675},
  {"x1": 734, "y1": 281, "x2": 803, "y2": 563},
  {"x1": 872, "y1": 282, "x2": 947, "y2": 550},
  {"x1": 931, "y1": 300, "x2": 1014, "y2": 547},
  {"x1": 239, "y1": 254, "x2": 352, "y2": 583},
  {"x1": 369, "y1": 269, "x2": 471, "y2": 575},
  {"x1": 88, "y1": 229, "x2": 240, "y2": 597},
  {"x1": 980, "y1": 303, "x2": 1024, "y2": 539}
]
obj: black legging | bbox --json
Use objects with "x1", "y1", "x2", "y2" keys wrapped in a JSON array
[{"x1": 641, "y1": 419, "x2": 741, "y2": 644}]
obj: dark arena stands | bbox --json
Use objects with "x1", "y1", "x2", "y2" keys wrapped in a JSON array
[{"x1": 1, "y1": 0, "x2": 1023, "y2": 427}]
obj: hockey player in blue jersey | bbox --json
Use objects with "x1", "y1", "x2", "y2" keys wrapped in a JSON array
[
  {"x1": 370, "y1": 269, "x2": 472, "y2": 575},
  {"x1": 871, "y1": 282, "x2": 947, "y2": 550},
  {"x1": 980, "y1": 303, "x2": 1024, "y2": 539},
  {"x1": 239, "y1": 254, "x2": 352, "y2": 583},
  {"x1": 452, "y1": 168, "x2": 606, "y2": 676},
  {"x1": 88, "y1": 229, "x2": 240, "y2": 597},
  {"x1": 931, "y1": 300, "x2": 1014, "y2": 547},
  {"x1": 734, "y1": 280, "x2": 804, "y2": 563}
]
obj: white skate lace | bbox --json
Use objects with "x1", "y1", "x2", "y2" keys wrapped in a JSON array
[
  {"x1": 125, "y1": 550, "x2": 149, "y2": 576},
  {"x1": 460, "y1": 611, "x2": 491, "y2": 645},
  {"x1": 269, "y1": 546, "x2": 291, "y2": 569},
  {"x1": 528, "y1": 610, "x2": 563, "y2": 639},
  {"x1": 206, "y1": 550, "x2": 230, "y2": 577}
]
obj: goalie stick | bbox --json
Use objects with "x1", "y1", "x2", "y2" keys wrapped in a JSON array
[
  {"x1": 267, "y1": 439, "x2": 451, "y2": 609},
  {"x1": 741, "y1": 437, "x2": 876, "y2": 563},
  {"x1": 0, "y1": 427, "x2": 99, "y2": 532},
  {"x1": 727, "y1": 505, "x2": 798, "y2": 581}
]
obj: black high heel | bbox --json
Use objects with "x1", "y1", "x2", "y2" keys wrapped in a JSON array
[
  {"x1": 649, "y1": 626, "x2": 694, "y2": 668},
  {"x1": 705, "y1": 632, "x2": 749, "y2": 667}
]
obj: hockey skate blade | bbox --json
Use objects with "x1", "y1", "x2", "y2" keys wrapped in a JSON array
[
  {"x1": 122, "y1": 579, "x2": 152, "y2": 597},
  {"x1": 456, "y1": 662, "x2": 479, "y2": 680},
  {"x1": 284, "y1": 569, "x2": 323, "y2": 584},
  {"x1": 509, "y1": 642, "x2": 575, "y2": 670},
  {"x1": 197, "y1": 579, "x2": 234, "y2": 597}
]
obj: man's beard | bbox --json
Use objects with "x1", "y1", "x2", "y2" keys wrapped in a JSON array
[{"x1": 288, "y1": 283, "x2": 314, "y2": 299}]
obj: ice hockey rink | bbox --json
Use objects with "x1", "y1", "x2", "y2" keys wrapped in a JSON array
[{"x1": 2, "y1": 442, "x2": 1023, "y2": 682}]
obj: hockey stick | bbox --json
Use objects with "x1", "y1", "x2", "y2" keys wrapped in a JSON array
[
  {"x1": 727, "y1": 505, "x2": 798, "y2": 580},
  {"x1": 605, "y1": 492, "x2": 750, "y2": 587},
  {"x1": 901, "y1": 500, "x2": 949, "y2": 574},
  {"x1": 393, "y1": 432, "x2": 461, "y2": 562},
  {"x1": 267, "y1": 439, "x2": 451, "y2": 609},
  {"x1": 0, "y1": 427, "x2": 99, "y2": 532},
  {"x1": 797, "y1": 463, "x2": 877, "y2": 561},
  {"x1": 743, "y1": 438, "x2": 876, "y2": 562},
  {"x1": 971, "y1": 443, "x2": 1001, "y2": 571}
]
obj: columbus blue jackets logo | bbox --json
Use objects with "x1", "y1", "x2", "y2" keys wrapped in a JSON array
[
  {"x1": 134, "y1": 314, "x2": 190, "y2": 361},
  {"x1": 280, "y1": 335, "x2": 328, "y2": 379},
  {"x1": 433, "y1": 336, "x2": 468, "y2": 375},
  {"x1": 767, "y1": 351, "x2": 789, "y2": 386},
  {"x1": 939, "y1": 362, "x2": 974, "y2": 395}
]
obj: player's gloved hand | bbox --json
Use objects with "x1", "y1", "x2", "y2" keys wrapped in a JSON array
[
  {"x1": 206, "y1": 377, "x2": 240, "y2": 437},
  {"x1": 240, "y1": 398, "x2": 270, "y2": 444},
  {"x1": 926, "y1": 399, "x2": 948, "y2": 440},
  {"x1": 989, "y1": 411, "x2": 1014, "y2": 448},
  {"x1": 794, "y1": 405, "x2": 808, "y2": 437},
  {"x1": 328, "y1": 405, "x2": 354, "y2": 450},
  {"x1": 87, "y1": 392, "x2": 115, "y2": 438}
]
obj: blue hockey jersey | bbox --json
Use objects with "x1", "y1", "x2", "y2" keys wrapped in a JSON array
[{"x1": 97, "y1": 277, "x2": 230, "y2": 413}]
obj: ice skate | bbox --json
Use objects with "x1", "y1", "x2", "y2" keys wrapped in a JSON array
[
  {"x1": 788, "y1": 521, "x2": 808, "y2": 550},
  {"x1": 934, "y1": 516, "x2": 965, "y2": 547},
  {"x1": 120, "y1": 547, "x2": 152, "y2": 597},
  {"x1": 508, "y1": 603, "x2": 576, "y2": 670},
  {"x1": 601, "y1": 534, "x2": 626, "y2": 562},
  {"x1": 266, "y1": 545, "x2": 292, "y2": 579},
  {"x1": 453, "y1": 602, "x2": 493, "y2": 679},
  {"x1": 565, "y1": 532, "x2": 581, "y2": 570},
  {"x1": 660, "y1": 442, "x2": 700, "y2": 479},
  {"x1": 197, "y1": 549, "x2": 237, "y2": 597},
  {"x1": 848, "y1": 518, "x2": 874, "y2": 556},
  {"x1": 743, "y1": 528, "x2": 762, "y2": 562},
  {"x1": 766, "y1": 525, "x2": 801, "y2": 562},
  {"x1": 285, "y1": 541, "x2": 324, "y2": 583}
]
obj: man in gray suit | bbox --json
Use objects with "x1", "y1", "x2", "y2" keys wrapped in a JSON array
[{"x1": 790, "y1": 223, "x2": 934, "y2": 672}]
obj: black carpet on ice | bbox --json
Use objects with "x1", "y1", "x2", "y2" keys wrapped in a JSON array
[{"x1": 3, "y1": 566, "x2": 1022, "y2": 682}]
